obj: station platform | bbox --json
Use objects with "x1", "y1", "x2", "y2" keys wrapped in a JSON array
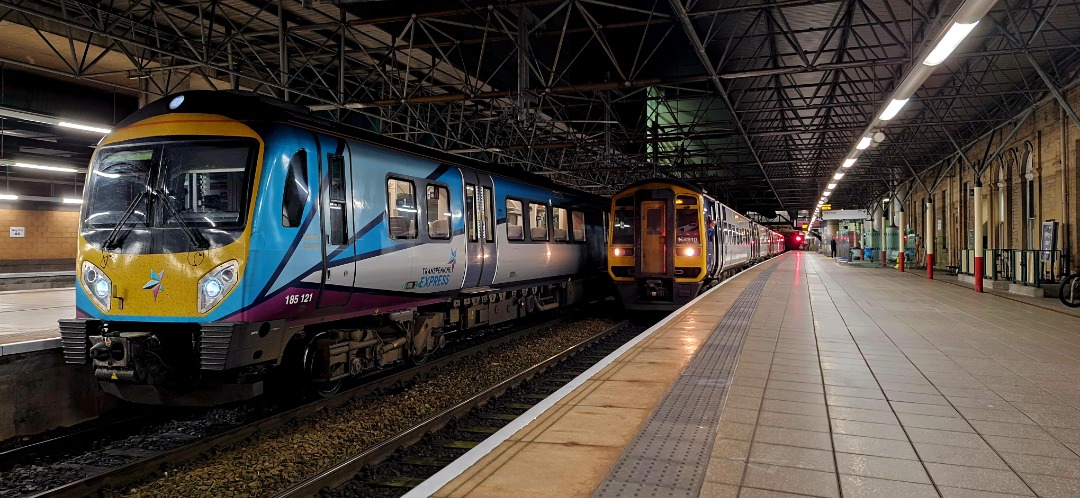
[
  {"x1": 410, "y1": 251, "x2": 1080, "y2": 498},
  {"x1": 0, "y1": 287, "x2": 71, "y2": 355}
]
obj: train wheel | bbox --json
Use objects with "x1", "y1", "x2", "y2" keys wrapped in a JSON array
[{"x1": 313, "y1": 379, "x2": 342, "y2": 398}]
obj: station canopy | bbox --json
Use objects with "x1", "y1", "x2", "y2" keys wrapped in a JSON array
[{"x1": 0, "y1": 0, "x2": 1076, "y2": 218}]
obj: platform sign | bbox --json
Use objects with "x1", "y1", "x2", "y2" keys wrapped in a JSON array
[
  {"x1": 800, "y1": 224, "x2": 808, "y2": 229},
  {"x1": 1041, "y1": 221, "x2": 1057, "y2": 262},
  {"x1": 820, "y1": 204, "x2": 832, "y2": 210},
  {"x1": 9, "y1": 227, "x2": 24, "y2": 238}
]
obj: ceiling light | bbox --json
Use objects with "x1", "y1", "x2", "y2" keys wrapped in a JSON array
[
  {"x1": 13, "y1": 162, "x2": 79, "y2": 173},
  {"x1": 58, "y1": 121, "x2": 112, "y2": 134},
  {"x1": 924, "y1": 22, "x2": 979, "y2": 66},
  {"x1": 834, "y1": 172, "x2": 845, "y2": 180},
  {"x1": 0, "y1": 194, "x2": 18, "y2": 200},
  {"x1": 823, "y1": 191, "x2": 832, "y2": 197},
  {"x1": 827, "y1": 183, "x2": 837, "y2": 190},
  {"x1": 856, "y1": 136, "x2": 872, "y2": 150},
  {"x1": 879, "y1": 98, "x2": 909, "y2": 120},
  {"x1": 843, "y1": 158, "x2": 857, "y2": 168},
  {"x1": 62, "y1": 197, "x2": 83, "y2": 204}
]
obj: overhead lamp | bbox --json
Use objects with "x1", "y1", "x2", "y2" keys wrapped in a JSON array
[
  {"x1": 834, "y1": 172, "x2": 845, "y2": 180},
  {"x1": 823, "y1": 191, "x2": 832, "y2": 197},
  {"x1": 843, "y1": 158, "x2": 856, "y2": 168},
  {"x1": 924, "y1": 22, "x2": 979, "y2": 66},
  {"x1": 58, "y1": 121, "x2": 112, "y2": 134},
  {"x1": 62, "y1": 197, "x2": 83, "y2": 204},
  {"x1": 0, "y1": 194, "x2": 18, "y2": 200},
  {"x1": 13, "y1": 162, "x2": 79, "y2": 173},
  {"x1": 880, "y1": 98, "x2": 909, "y2": 120},
  {"x1": 856, "y1": 136, "x2": 872, "y2": 150},
  {"x1": 827, "y1": 183, "x2": 837, "y2": 189}
]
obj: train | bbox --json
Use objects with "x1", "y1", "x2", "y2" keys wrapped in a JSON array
[
  {"x1": 607, "y1": 179, "x2": 784, "y2": 311},
  {"x1": 59, "y1": 91, "x2": 609, "y2": 405}
]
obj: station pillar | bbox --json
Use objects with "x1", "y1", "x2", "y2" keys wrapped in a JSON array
[
  {"x1": 880, "y1": 208, "x2": 887, "y2": 268},
  {"x1": 973, "y1": 182, "x2": 984, "y2": 293},
  {"x1": 897, "y1": 209, "x2": 905, "y2": 272},
  {"x1": 926, "y1": 199, "x2": 934, "y2": 279}
]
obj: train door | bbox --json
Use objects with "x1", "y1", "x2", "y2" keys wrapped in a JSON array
[
  {"x1": 639, "y1": 200, "x2": 669, "y2": 275},
  {"x1": 461, "y1": 170, "x2": 496, "y2": 289},
  {"x1": 317, "y1": 142, "x2": 356, "y2": 307}
]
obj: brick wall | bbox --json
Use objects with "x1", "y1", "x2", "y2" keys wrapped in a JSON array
[
  {"x1": 895, "y1": 86, "x2": 1080, "y2": 277},
  {"x1": 0, "y1": 207, "x2": 80, "y2": 260}
]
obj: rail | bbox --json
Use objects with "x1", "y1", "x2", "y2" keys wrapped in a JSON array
[
  {"x1": 957, "y1": 249, "x2": 1070, "y2": 287},
  {"x1": 29, "y1": 316, "x2": 573, "y2": 498},
  {"x1": 272, "y1": 320, "x2": 628, "y2": 498}
]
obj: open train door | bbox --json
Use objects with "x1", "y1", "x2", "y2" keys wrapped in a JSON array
[
  {"x1": 317, "y1": 140, "x2": 356, "y2": 308},
  {"x1": 461, "y1": 170, "x2": 497, "y2": 289}
]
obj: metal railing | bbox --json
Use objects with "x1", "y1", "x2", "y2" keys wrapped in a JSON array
[{"x1": 957, "y1": 249, "x2": 1069, "y2": 287}]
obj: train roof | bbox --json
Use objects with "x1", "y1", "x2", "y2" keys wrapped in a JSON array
[
  {"x1": 614, "y1": 178, "x2": 712, "y2": 198},
  {"x1": 115, "y1": 90, "x2": 607, "y2": 204}
]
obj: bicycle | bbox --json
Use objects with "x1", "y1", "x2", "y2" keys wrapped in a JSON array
[{"x1": 1060, "y1": 273, "x2": 1080, "y2": 308}]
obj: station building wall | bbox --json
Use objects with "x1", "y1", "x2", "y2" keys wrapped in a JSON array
[
  {"x1": 0, "y1": 205, "x2": 79, "y2": 264},
  {"x1": 897, "y1": 89, "x2": 1080, "y2": 276}
]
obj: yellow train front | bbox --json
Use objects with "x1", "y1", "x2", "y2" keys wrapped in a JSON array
[{"x1": 608, "y1": 179, "x2": 766, "y2": 311}]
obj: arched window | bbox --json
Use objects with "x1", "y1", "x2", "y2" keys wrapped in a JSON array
[{"x1": 1021, "y1": 146, "x2": 1035, "y2": 249}]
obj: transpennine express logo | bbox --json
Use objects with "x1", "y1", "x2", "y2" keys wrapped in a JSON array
[
  {"x1": 406, "y1": 249, "x2": 457, "y2": 289},
  {"x1": 143, "y1": 269, "x2": 165, "y2": 300}
]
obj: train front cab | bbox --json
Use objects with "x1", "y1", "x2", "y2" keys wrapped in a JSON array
[{"x1": 609, "y1": 186, "x2": 711, "y2": 311}]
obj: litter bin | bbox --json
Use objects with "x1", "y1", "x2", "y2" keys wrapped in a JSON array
[{"x1": 863, "y1": 247, "x2": 873, "y2": 260}]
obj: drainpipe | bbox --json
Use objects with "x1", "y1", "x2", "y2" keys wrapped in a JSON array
[
  {"x1": 926, "y1": 199, "x2": 934, "y2": 279},
  {"x1": 974, "y1": 178, "x2": 984, "y2": 293}
]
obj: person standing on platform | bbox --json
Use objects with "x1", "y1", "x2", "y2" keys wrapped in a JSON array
[{"x1": 830, "y1": 238, "x2": 836, "y2": 257}]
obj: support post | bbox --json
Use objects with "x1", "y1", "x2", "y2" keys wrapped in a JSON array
[
  {"x1": 898, "y1": 208, "x2": 905, "y2": 272},
  {"x1": 926, "y1": 200, "x2": 934, "y2": 279},
  {"x1": 973, "y1": 181, "x2": 984, "y2": 293},
  {"x1": 880, "y1": 207, "x2": 888, "y2": 267}
]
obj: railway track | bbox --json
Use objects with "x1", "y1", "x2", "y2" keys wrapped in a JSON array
[
  {"x1": 273, "y1": 320, "x2": 642, "y2": 498},
  {"x1": 7, "y1": 313, "x2": 596, "y2": 498}
]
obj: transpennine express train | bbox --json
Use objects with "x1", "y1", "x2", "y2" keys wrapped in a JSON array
[
  {"x1": 608, "y1": 179, "x2": 784, "y2": 310},
  {"x1": 59, "y1": 91, "x2": 608, "y2": 405}
]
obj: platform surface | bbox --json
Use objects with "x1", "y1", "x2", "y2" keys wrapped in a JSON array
[
  {"x1": 424, "y1": 251, "x2": 1080, "y2": 498},
  {"x1": 0, "y1": 287, "x2": 72, "y2": 346}
]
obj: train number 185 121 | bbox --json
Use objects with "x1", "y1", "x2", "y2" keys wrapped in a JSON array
[{"x1": 284, "y1": 292, "x2": 314, "y2": 305}]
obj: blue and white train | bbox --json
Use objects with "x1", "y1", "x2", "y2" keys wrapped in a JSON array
[{"x1": 60, "y1": 91, "x2": 608, "y2": 405}]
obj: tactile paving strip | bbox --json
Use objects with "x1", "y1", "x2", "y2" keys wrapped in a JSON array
[{"x1": 593, "y1": 264, "x2": 778, "y2": 498}]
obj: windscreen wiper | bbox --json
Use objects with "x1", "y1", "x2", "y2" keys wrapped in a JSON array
[
  {"x1": 102, "y1": 190, "x2": 148, "y2": 250},
  {"x1": 152, "y1": 188, "x2": 210, "y2": 249}
]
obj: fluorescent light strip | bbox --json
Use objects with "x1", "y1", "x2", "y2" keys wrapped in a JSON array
[
  {"x1": 827, "y1": 183, "x2": 837, "y2": 189},
  {"x1": 834, "y1": 172, "x2": 845, "y2": 180},
  {"x1": 880, "y1": 98, "x2": 909, "y2": 120},
  {"x1": 843, "y1": 158, "x2": 856, "y2": 168},
  {"x1": 924, "y1": 22, "x2": 979, "y2": 66},
  {"x1": 13, "y1": 162, "x2": 79, "y2": 173},
  {"x1": 0, "y1": 194, "x2": 18, "y2": 200},
  {"x1": 823, "y1": 191, "x2": 832, "y2": 197},
  {"x1": 62, "y1": 198, "x2": 83, "y2": 204},
  {"x1": 58, "y1": 121, "x2": 112, "y2": 134},
  {"x1": 856, "y1": 136, "x2": 872, "y2": 150}
]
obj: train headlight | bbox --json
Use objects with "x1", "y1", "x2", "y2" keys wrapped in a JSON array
[
  {"x1": 678, "y1": 246, "x2": 698, "y2": 257},
  {"x1": 613, "y1": 247, "x2": 634, "y2": 257},
  {"x1": 82, "y1": 261, "x2": 111, "y2": 312},
  {"x1": 198, "y1": 260, "x2": 239, "y2": 314}
]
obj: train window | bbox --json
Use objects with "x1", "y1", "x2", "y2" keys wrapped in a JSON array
[
  {"x1": 530, "y1": 203, "x2": 549, "y2": 241},
  {"x1": 553, "y1": 207, "x2": 569, "y2": 241},
  {"x1": 614, "y1": 196, "x2": 633, "y2": 207},
  {"x1": 676, "y1": 195, "x2": 697, "y2": 206},
  {"x1": 426, "y1": 184, "x2": 451, "y2": 240},
  {"x1": 676, "y1": 206, "x2": 699, "y2": 245},
  {"x1": 506, "y1": 199, "x2": 524, "y2": 240},
  {"x1": 282, "y1": 151, "x2": 309, "y2": 227},
  {"x1": 571, "y1": 211, "x2": 586, "y2": 241},
  {"x1": 613, "y1": 208, "x2": 634, "y2": 245},
  {"x1": 328, "y1": 155, "x2": 346, "y2": 202},
  {"x1": 483, "y1": 187, "x2": 494, "y2": 242},
  {"x1": 387, "y1": 178, "x2": 418, "y2": 239},
  {"x1": 465, "y1": 185, "x2": 477, "y2": 242}
]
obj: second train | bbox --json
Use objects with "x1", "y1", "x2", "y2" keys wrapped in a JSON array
[{"x1": 608, "y1": 179, "x2": 784, "y2": 311}]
